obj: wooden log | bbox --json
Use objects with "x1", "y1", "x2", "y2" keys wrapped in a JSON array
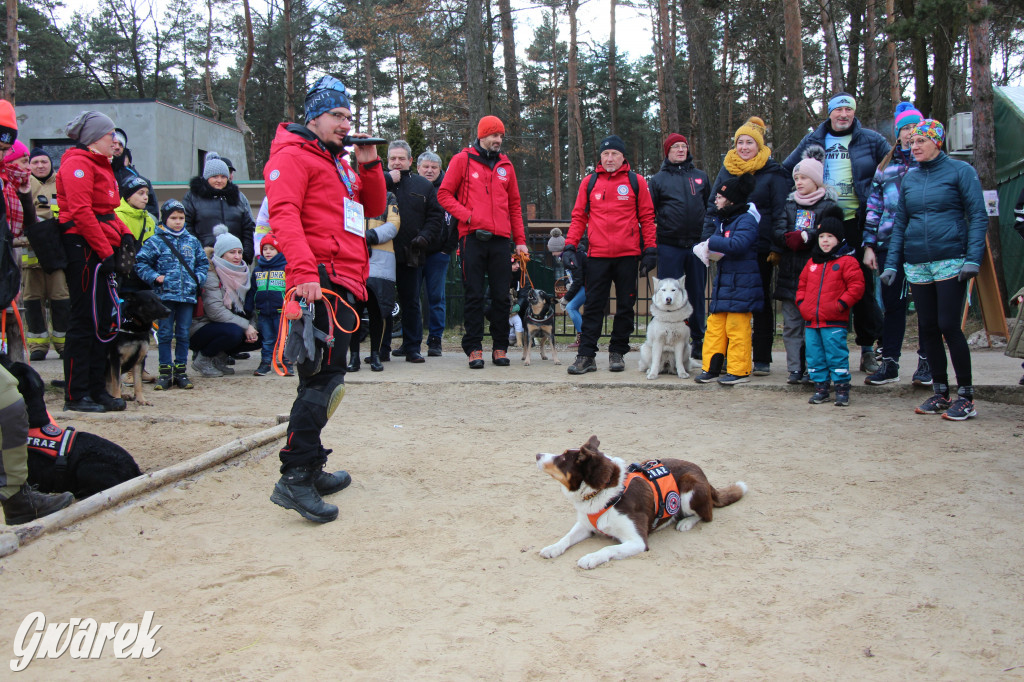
[
  {"x1": 7, "y1": 423, "x2": 288, "y2": 545},
  {"x1": 0, "y1": 531, "x2": 18, "y2": 558}
]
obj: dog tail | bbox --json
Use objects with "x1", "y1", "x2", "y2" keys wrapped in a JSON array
[{"x1": 712, "y1": 481, "x2": 748, "y2": 507}]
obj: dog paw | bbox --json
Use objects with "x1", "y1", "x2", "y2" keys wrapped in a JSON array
[
  {"x1": 136, "y1": 399, "x2": 153, "y2": 406},
  {"x1": 677, "y1": 371, "x2": 690, "y2": 379},
  {"x1": 577, "y1": 553, "x2": 608, "y2": 570},
  {"x1": 675, "y1": 516, "x2": 700, "y2": 532},
  {"x1": 646, "y1": 370, "x2": 659, "y2": 380},
  {"x1": 539, "y1": 544, "x2": 563, "y2": 559},
  {"x1": 523, "y1": 360, "x2": 531, "y2": 367}
]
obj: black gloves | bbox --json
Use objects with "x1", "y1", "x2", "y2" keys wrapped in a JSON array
[
  {"x1": 638, "y1": 248, "x2": 657, "y2": 277},
  {"x1": 958, "y1": 263, "x2": 980, "y2": 282},
  {"x1": 99, "y1": 256, "x2": 117, "y2": 275},
  {"x1": 411, "y1": 235, "x2": 429, "y2": 253},
  {"x1": 366, "y1": 229, "x2": 379, "y2": 246},
  {"x1": 561, "y1": 244, "x2": 578, "y2": 271}
]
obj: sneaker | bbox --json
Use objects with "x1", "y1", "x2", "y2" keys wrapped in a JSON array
[
  {"x1": 865, "y1": 358, "x2": 900, "y2": 385},
  {"x1": 694, "y1": 371, "x2": 719, "y2": 384},
  {"x1": 809, "y1": 382, "x2": 831, "y2": 404},
  {"x1": 912, "y1": 355, "x2": 933, "y2": 386},
  {"x1": 468, "y1": 350, "x2": 484, "y2": 369},
  {"x1": 752, "y1": 362, "x2": 771, "y2": 376},
  {"x1": 427, "y1": 336, "x2": 443, "y2": 357},
  {"x1": 915, "y1": 393, "x2": 951, "y2": 415},
  {"x1": 283, "y1": 364, "x2": 295, "y2": 377},
  {"x1": 718, "y1": 373, "x2": 750, "y2": 385},
  {"x1": 567, "y1": 355, "x2": 597, "y2": 375},
  {"x1": 270, "y1": 466, "x2": 339, "y2": 523},
  {"x1": 192, "y1": 353, "x2": 224, "y2": 377},
  {"x1": 942, "y1": 396, "x2": 977, "y2": 421},
  {"x1": 492, "y1": 349, "x2": 510, "y2": 366},
  {"x1": 801, "y1": 372, "x2": 812, "y2": 385},
  {"x1": 608, "y1": 352, "x2": 626, "y2": 372},
  {"x1": 859, "y1": 349, "x2": 880, "y2": 374},
  {"x1": 787, "y1": 371, "x2": 803, "y2": 385},
  {"x1": 253, "y1": 362, "x2": 272, "y2": 376},
  {"x1": 834, "y1": 382, "x2": 850, "y2": 406}
]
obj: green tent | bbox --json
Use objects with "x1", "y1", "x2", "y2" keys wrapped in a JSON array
[{"x1": 995, "y1": 86, "x2": 1024, "y2": 299}]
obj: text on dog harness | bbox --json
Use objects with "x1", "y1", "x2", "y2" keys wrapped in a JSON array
[{"x1": 587, "y1": 460, "x2": 682, "y2": 532}]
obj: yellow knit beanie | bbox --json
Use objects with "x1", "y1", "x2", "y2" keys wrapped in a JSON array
[{"x1": 732, "y1": 116, "x2": 767, "y2": 149}]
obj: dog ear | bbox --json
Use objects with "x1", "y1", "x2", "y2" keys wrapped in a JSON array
[
  {"x1": 581, "y1": 435, "x2": 601, "y2": 454},
  {"x1": 652, "y1": 276, "x2": 659, "y2": 288}
]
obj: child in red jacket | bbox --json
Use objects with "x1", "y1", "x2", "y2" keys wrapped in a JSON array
[{"x1": 797, "y1": 213, "x2": 865, "y2": 406}]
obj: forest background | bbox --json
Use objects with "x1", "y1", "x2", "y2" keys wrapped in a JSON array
[{"x1": 0, "y1": 0, "x2": 1022, "y2": 224}]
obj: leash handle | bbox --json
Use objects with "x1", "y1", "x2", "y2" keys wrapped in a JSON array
[{"x1": 271, "y1": 286, "x2": 360, "y2": 376}]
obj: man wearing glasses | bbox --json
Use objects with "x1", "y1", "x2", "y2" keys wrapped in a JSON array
[
  {"x1": 648, "y1": 134, "x2": 711, "y2": 359},
  {"x1": 264, "y1": 76, "x2": 386, "y2": 524}
]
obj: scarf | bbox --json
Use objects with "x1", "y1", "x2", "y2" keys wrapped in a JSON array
[
  {"x1": 213, "y1": 256, "x2": 251, "y2": 312},
  {"x1": 0, "y1": 164, "x2": 29, "y2": 238},
  {"x1": 717, "y1": 202, "x2": 749, "y2": 223},
  {"x1": 792, "y1": 186, "x2": 826, "y2": 207},
  {"x1": 723, "y1": 145, "x2": 772, "y2": 176}
]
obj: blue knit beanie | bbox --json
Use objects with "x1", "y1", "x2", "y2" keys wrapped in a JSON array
[{"x1": 305, "y1": 75, "x2": 350, "y2": 123}]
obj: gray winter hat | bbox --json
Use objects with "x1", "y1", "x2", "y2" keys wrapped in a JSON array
[
  {"x1": 203, "y1": 152, "x2": 231, "y2": 180},
  {"x1": 65, "y1": 111, "x2": 116, "y2": 147},
  {"x1": 213, "y1": 224, "x2": 243, "y2": 258}
]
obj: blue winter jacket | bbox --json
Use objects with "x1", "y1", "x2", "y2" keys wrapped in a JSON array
[
  {"x1": 782, "y1": 119, "x2": 891, "y2": 219},
  {"x1": 245, "y1": 252, "x2": 288, "y2": 316},
  {"x1": 134, "y1": 225, "x2": 209, "y2": 304},
  {"x1": 707, "y1": 205, "x2": 764, "y2": 313},
  {"x1": 885, "y1": 152, "x2": 988, "y2": 269},
  {"x1": 863, "y1": 146, "x2": 917, "y2": 250}
]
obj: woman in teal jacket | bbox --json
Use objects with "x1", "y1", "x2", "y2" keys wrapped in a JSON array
[{"x1": 882, "y1": 119, "x2": 988, "y2": 421}]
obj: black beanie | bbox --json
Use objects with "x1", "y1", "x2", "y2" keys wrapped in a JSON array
[
  {"x1": 599, "y1": 135, "x2": 626, "y2": 156},
  {"x1": 29, "y1": 147, "x2": 50, "y2": 162},
  {"x1": 120, "y1": 175, "x2": 148, "y2": 200},
  {"x1": 717, "y1": 173, "x2": 756, "y2": 205},
  {"x1": 816, "y1": 205, "x2": 846, "y2": 242}
]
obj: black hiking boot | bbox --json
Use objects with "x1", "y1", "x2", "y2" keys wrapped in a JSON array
[
  {"x1": 2, "y1": 484, "x2": 74, "y2": 525},
  {"x1": 270, "y1": 466, "x2": 339, "y2": 523},
  {"x1": 154, "y1": 364, "x2": 173, "y2": 391}
]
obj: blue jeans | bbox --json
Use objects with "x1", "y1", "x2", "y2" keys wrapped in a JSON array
[
  {"x1": 257, "y1": 312, "x2": 281, "y2": 364},
  {"x1": 805, "y1": 325, "x2": 851, "y2": 384},
  {"x1": 157, "y1": 301, "x2": 194, "y2": 366},
  {"x1": 656, "y1": 243, "x2": 707, "y2": 343},
  {"x1": 420, "y1": 251, "x2": 449, "y2": 339},
  {"x1": 566, "y1": 288, "x2": 585, "y2": 333}
]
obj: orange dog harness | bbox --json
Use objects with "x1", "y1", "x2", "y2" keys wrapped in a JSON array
[{"x1": 588, "y1": 460, "x2": 682, "y2": 532}]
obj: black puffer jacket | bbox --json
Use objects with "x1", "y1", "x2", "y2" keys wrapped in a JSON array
[
  {"x1": 429, "y1": 170, "x2": 459, "y2": 254},
  {"x1": 648, "y1": 153, "x2": 710, "y2": 248},
  {"x1": 113, "y1": 151, "x2": 158, "y2": 219},
  {"x1": 183, "y1": 176, "x2": 257, "y2": 263},
  {"x1": 386, "y1": 170, "x2": 443, "y2": 266},
  {"x1": 703, "y1": 159, "x2": 791, "y2": 254},
  {"x1": 773, "y1": 193, "x2": 839, "y2": 301}
]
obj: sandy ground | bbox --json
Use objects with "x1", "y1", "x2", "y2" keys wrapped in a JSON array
[{"x1": 1, "y1": 350, "x2": 1023, "y2": 680}]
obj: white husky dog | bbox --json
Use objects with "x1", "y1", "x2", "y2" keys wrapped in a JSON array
[{"x1": 638, "y1": 276, "x2": 695, "y2": 380}]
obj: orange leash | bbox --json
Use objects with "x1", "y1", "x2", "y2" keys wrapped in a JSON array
[
  {"x1": 2, "y1": 298, "x2": 27, "y2": 364},
  {"x1": 272, "y1": 286, "x2": 360, "y2": 376},
  {"x1": 514, "y1": 250, "x2": 533, "y2": 290}
]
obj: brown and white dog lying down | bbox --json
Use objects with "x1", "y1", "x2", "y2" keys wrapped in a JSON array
[{"x1": 535, "y1": 435, "x2": 747, "y2": 569}]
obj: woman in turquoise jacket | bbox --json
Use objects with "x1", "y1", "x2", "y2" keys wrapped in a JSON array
[{"x1": 882, "y1": 119, "x2": 988, "y2": 421}]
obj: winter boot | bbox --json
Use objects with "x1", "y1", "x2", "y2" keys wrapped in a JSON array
[
  {"x1": 347, "y1": 353, "x2": 360, "y2": 372},
  {"x1": 270, "y1": 466, "x2": 339, "y2": 523},
  {"x1": 427, "y1": 335, "x2": 443, "y2": 357},
  {"x1": 311, "y1": 451, "x2": 353, "y2": 496},
  {"x1": 153, "y1": 364, "x2": 173, "y2": 391},
  {"x1": 192, "y1": 353, "x2": 224, "y2": 377},
  {"x1": 859, "y1": 348, "x2": 880, "y2": 374},
  {"x1": 173, "y1": 363, "x2": 194, "y2": 389},
  {"x1": 809, "y1": 381, "x2": 831, "y2": 404},
  {"x1": 213, "y1": 353, "x2": 235, "y2": 375},
  {"x1": 368, "y1": 352, "x2": 384, "y2": 372},
  {"x1": 834, "y1": 382, "x2": 851, "y2": 406},
  {"x1": 1, "y1": 484, "x2": 74, "y2": 525},
  {"x1": 567, "y1": 355, "x2": 597, "y2": 375}
]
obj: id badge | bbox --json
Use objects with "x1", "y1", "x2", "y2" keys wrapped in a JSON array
[{"x1": 344, "y1": 197, "x2": 365, "y2": 237}]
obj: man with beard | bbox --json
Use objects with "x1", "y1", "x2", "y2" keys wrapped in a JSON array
[{"x1": 264, "y1": 75, "x2": 386, "y2": 523}]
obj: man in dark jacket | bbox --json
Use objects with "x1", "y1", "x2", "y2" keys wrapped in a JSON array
[
  {"x1": 417, "y1": 151, "x2": 458, "y2": 357},
  {"x1": 111, "y1": 128, "x2": 158, "y2": 219},
  {"x1": 385, "y1": 140, "x2": 443, "y2": 363},
  {"x1": 783, "y1": 93, "x2": 890, "y2": 373},
  {"x1": 649, "y1": 133, "x2": 710, "y2": 357}
]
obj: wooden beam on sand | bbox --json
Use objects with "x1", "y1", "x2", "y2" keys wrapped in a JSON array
[{"x1": 2, "y1": 422, "x2": 288, "y2": 552}]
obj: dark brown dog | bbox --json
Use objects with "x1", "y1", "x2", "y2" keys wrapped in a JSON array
[
  {"x1": 536, "y1": 435, "x2": 747, "y2": 569},
  {"x1": 106, "y1": 289, "x2": 170, "y2": 406},
  {"x1": 522, "y1": 288, "x2": 559, "y2": 366}
]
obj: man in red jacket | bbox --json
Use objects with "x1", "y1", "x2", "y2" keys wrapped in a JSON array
[
  {"x1": 264, "y1": 75, "x2": 386, "y2": 523},
  {"x1": 562, "y1": 135, "x2": 658, "y2": 374},
  {"x1": 437, "y1": 116, "x2": 528, "y2": 369}
]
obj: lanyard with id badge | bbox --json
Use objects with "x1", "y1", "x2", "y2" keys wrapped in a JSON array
[{"x1": 335, "y1": 155, "x2": 365, "y2": 238}]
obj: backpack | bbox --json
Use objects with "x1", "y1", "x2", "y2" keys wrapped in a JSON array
[{"x1": 584, "y1": 170, "x2": 640, "y2": 217}]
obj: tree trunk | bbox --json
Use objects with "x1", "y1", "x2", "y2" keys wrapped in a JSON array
[
  {"x1": 363, "y1": 51, "x2": 375, "y2": 131},
  {"x1": 901, "y1": 0, "x2": 931, "y2": 115},
  {"x1": 863, "y1": 0, "x2": 880, "y2": 129},
  {"x1": 550, "y1": 8, "x2": 562, "y2": 220},
  {"x1": 846, "y1": 4, "x2": 862, "y2": 95},
  {"x1": 609, "y1": 0, "x2": 618, "y2": 136},
  {"x1": 465, "y1": 0, "x2": 486, "y2": 138},
  {"x1": 680, "y1": 0, "x2": 719, "y2": 176},
  {"x1": 4, "y1": 0, "x2": 17, "y2": 102},
  {"x1": 204, "y1": 0, "x2": 219, "y2": 118},
  {"x1": 782, "y1": 0, "x2": 807, "y2": 152},
  {"x1": 886, "y1": 0, "x2": 900, "y2": 108},
  {"x1": 967, "y1": 0, "x2": 1007, "y2": 310},
  {"x1": 497, "y1": 0, "x2": 522, "y2": 140},
  {"x1": 817, "y1": 0, "x2": 844, "y2": 91},
  {"x1": 930, "y1": 22, "x2": 958, "y2": 125},
  {"x1": 395, "y1": 35, "x2": 407, "y2": 134},
  {"x1": 566, "y1": 0, "x2": 585, "y2": 188},
  {"x1": 652, "y1": 8, "x2": 667, "y2": 138},
  {"x1": 284, "y1": 0, "x2": 295, "y2": 120},
  {"x1": 659, "y1": 0, "x2": 678, "y2": 132},
  {"x1": 236, "y1": 0, "x2": 256, "y2": 171}
]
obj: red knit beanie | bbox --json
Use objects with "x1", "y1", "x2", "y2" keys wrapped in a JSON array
[
  {"x1": 477, "y1": 115, "x2": 505, "y2": 139},
  {"x1": 261, "y1": 233, "x2": 282, "y2": 252},
  {"x1": 663, "y1": 133, "x2": 688, "y2": 158}
]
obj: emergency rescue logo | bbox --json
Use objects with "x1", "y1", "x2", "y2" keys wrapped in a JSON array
[
  {"x1": 664, "y1": 491, "x2": 681, "y2": 515},
  {"x1": 74, "y1": 169, "x2": 85, "y2": 178},
  {"x1": 616, "y1": 185, "x2": 629, "y2": 196},
  {"x1": 40, "y1": 423, "x2": 61, "y2": 437},
  {"x1": 496, "y1": 167, "x2": 507, "y2": 177},
  {"x1": 269, "y1": 169, "x2": 280, "y2": 181}
]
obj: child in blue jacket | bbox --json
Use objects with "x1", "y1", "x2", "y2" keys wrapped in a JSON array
[
  {"x1": 246, "y1": 233, "x2": 289, "y2": 376},
  {"x1": 692, "y1": 173, "x2": 762, "y2": 385},
  {"x1": 135, "y1": 199, "x2": 209, "y2": 389}
]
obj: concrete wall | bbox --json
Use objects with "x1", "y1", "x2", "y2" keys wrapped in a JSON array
[{"x1": 13, "y1": 100, "x2": 249, "y2": 182}]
